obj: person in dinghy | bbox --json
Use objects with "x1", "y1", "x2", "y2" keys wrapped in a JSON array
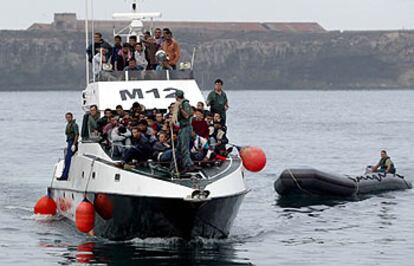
[{"x1": 371, "y1": 150, "x2": 396, "y2": 174}]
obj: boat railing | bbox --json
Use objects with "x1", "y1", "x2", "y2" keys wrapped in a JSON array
[{"x1": 94, "y1": 69, "x2": 194, "y2": 82}]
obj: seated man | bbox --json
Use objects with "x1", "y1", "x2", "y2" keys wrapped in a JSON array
[
  {"x1": 191, "y1": 131, "x2": 211, "y2": 161},
  {"x1": 101, "y1": 116, "x2": 118, "y2": 148},
  {"x1": 97, "y1": 108, "x2": 113, "y2": 134},
  {"x1": 109, "y1": 124, "x2": 131, "y2": 158},
  {"x1": 152, "y1": 112, "x2": 164, "y2": 132},
  {"x1": 115, "y1": 105, "x2": 127, "y2": 118},
  {"x1": 116, "y1": 43, "x2": 132, "y2": 71},
  {"x1": 121, "y1": 127, "x2": 152, "y2": 165},
  {"x1": 133, "y1": 43, "x2": 148, "y2": 70},
  {"x1": 92, "y1": 47, "x2": 112, "y2": 77},
  {"x1": 209, "y1": 121, "x2": 229, "y2": 157},
  {"x1": 130, "y1": 101, "x2": 145, "y2": 114},
  {"x1": 146, "y1": 115, "x2": 157, "y2": 135},
  {"x1": 104, "y1": 117, "x2": 130, "y2": 151},
  {"x1": 205, "y1": 111, "x2": 214, "y2": 125},
  {"x1": 197, "y1": 101, "x2": 205, "y2": 110},
  {"x1": 197, "y1": 101, "x2": 208, "y2": 115},
  {"x1": 123, "y1": 57, "x2": 141, "y2": 71},
  {"x1": 152, "y1": 131, "x2": 173, "y2": 162},
  {"x1": 371, "y1": 150, "x2": 396, "y2": 174},
  {"x1": 155, "y1": 50, "x2": 173, "y2": 71},
  {"x1": 213, "y1": 112, "x2": 223, "y2": 125},
  {"x1": 137, "y1": 119, "x2": 157, "y2": 145},
  {"x1": 192, "y1": 109, "x2": 209, "y2": 138}
]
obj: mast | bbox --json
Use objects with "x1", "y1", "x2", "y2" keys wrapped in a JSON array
[
  {"x1": 91, "y1": 0, "x2": 95, "y2": 83},
  {"x1": 84, "y1": 0, "x2": 89, "y2": 85}
]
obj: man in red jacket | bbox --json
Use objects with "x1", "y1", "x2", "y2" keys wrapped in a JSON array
[{"x1": 192, "y1": 109, "x2": 209, "y2": 138}]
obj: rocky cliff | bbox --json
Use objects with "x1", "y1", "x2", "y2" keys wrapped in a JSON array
[{"x1": 1, "y1": 29, "x2": 414, "y2": 90}]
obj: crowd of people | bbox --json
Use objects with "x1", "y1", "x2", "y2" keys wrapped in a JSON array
[
  {"x1": 87, "y1": 28, "x2": 181, "y2": 75},
  {"x1": 59, "y1": 79, "x2": 230, "y2": 179}
]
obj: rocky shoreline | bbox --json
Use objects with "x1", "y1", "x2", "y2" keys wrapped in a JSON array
[{"x1": 1, "y1": 29, "x2": 414, "y2": 91}]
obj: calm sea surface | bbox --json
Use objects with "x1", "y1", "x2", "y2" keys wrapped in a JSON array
[{"x1": 0, "y1": 90, "x2": 413, "y2": 265}]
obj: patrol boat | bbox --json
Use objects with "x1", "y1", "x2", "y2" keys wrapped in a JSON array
[{"x1": 39, "y1": 2, "x2": 261, "y2": 241}]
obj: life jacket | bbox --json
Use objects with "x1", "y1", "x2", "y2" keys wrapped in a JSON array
[
  {"x1": 65, "y1": 120, "x2": 77, "y2": 141},
  {"x1": 379, "y1": 156, "x2": 396, "y2": 174}
]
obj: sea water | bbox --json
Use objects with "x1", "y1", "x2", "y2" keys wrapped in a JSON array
[{"x1": 0, "y1": 90, "x2": 413, "y2": 265}]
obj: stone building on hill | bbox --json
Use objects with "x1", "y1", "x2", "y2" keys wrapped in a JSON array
[{"x1": 27, "y1": 13, "x2": 326, "y2": 33}]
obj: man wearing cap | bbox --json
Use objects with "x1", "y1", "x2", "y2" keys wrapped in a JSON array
[
  {"x1": 206, "y1": 79, "x2": 229, "y2": 125},
  {"x1": 171, "y1": 90, "x2": 198, "y2": 173}
]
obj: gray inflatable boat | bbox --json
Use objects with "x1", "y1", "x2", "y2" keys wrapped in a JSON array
[{"x1": 274, "y1": 168, "x2": 412, "y2": 197}]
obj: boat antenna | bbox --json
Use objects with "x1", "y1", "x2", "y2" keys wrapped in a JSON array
[
  {"x1": 91, "y1": 0, "x2": 96, "y2": 83},
  {"x1": 84, "y1": 0, "x2": 90, "y2": 85}
]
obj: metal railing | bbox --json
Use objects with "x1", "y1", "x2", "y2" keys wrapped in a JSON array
[{"x1": 94, "y1": 70, "x2": 194, "y2": 82}]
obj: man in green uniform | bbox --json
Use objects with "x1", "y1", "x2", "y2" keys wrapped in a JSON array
[
  {"x1": 206, "y1": 79, "x2": 229, "y2": 125},
  {"x1": 372, "y1": 150, "x2": 396, "y2": 174},
  {"x1": 88, "y1": 104, "x2": 101, "y2": 137},
  {"x1": 172, "y1": 90, "x2": 198, "y2": 173},
  {"x1": 58, "y1": 112, "x2": 79, "y2": 180}
]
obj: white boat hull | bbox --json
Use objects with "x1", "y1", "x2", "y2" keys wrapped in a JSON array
[{"x1": 50, "y1": 143, "x2": 249, "y2": 240}]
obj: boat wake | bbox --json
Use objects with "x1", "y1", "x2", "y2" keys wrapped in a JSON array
[{"x1": 4, "y1": 205, "x2": 34, "y2": 211}]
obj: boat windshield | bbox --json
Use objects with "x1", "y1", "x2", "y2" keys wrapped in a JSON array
[{"x1": 95, "y1": 70, "x2": 194, "y2": 82}]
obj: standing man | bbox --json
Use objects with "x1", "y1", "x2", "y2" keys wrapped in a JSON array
[
  {"x1": 206, "y1": 79, "x2": 229, "y2": 125},
  {"x1": 161, "y1": 28, "x2": 180, "y2": 70},
  {"x1": 86, "y1": 32, "x2": 112, "y2": 63},
  {"x1": 133, "y1": 43, "x2": 148, "y2": 70},
  {"x1": 154, "y1": 28, "x2": 163, "y2": 49},
  {"x1": 59, "y1": 112, "x2": 79, "y2": 180},
  {"x1": 128, "y1": 35, "x2": 138, "y2": 52},
  {"x1": 142, "y1": 31, "x2": 158, "y2": 70},
  {"x1": 111, "y1": 35, "x2": 123, "y2": 68},
  {"x1": 88, "y1": 105, "x2": 101, "y2": 137},
  {"x1": 171, "y1": 90, "x2": 198, "y2": 173}
]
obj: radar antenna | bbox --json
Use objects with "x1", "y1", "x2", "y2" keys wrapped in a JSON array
[{"x1": 112, "y1": 0, "x2": 161, "y2": 38}]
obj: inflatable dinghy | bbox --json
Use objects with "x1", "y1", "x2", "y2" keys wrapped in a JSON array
[{"x1": 274, "y1": 168, "x2": 412, "y2": 197}]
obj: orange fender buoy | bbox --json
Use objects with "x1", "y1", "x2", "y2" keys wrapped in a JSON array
[
  {"x1": 94, "y1": 193, "x2": 113, "y2": 220},
  {"x1": 239, "y1": 146, "x2": 267, "y2": 172},
  {"x1": 76, "y1": 199, "x2": 95, "y2": 233},
  {"x1": 34, "y1": 195, "x2": 57, "y2": 215}
]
